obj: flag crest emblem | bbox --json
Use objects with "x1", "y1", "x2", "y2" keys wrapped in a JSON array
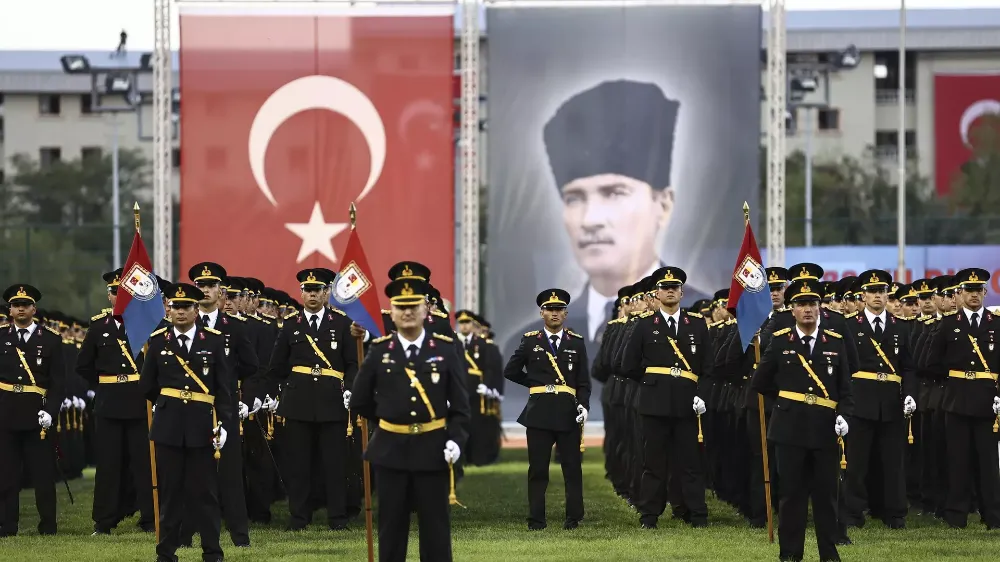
[
  {"x1": 333, "y1": 261, "x2": 371, "y2": 305},
  {"x1": 122, "y1": 264, "x2": 158, "y2": 301},
  {"x1": 734, "y1": 255, "x2": 766, "y2": 294}
]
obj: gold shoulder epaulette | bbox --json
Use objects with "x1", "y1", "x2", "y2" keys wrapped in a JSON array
[
  {"x1": 0, "y1": 323, "x2": 8, "y2": 330},
  {"x1": 524, "y1": 330, "x2": 540, "y2": 337},
  {"x1": 204, "y1": 327, "x2": 222, "y2": 335},
  {"x1": 259, "y1": 318, "x2": 272, "y2": 325},
  {"x1": 330, "y1": 308, "x2": 346, "y2": 316},
  {"x1": 566, "y1": 329, "x2": 583, "y2": 339},
  {"x1": 381, "y1": 309, "x2": 391, "y2": 315},
  {"x1": 640, "y1": 310, "x2": 655, "y2": 318},
  {"x1": 773, "y1": 327, "x2": 792, "y2": 336},
  {"x1": 62, "y1": 337, "x2": 74, "y2": 345},
  {"x1": 102, "y1": 307, "x2": 113, "y2": 314},
  {"x1": 151, "y1": 327, "x2": 168, "y2": 337},
  {"x1": 725, "y1": 318, "x2": 737, "y2": 325},
  {"x1": 844, "y1": 312, "x2": 858, "y2": 319},
  {"x1": 924, "y1": 317, "x2": 937, "y2": 325},
  {"x1": 431, "y1": 310, "x2": 448, "y2": 319},
  {"x1": 432, "y1": 333, "x2": 454, "y2": 343},
  {"x1": 708, "y1": 320, "x2": 722, "y2": 328},
  {"x1": 687, "y1": 311, "x2": 704, "y2": 319},
  {"x1": 261, "y1": 313, "x2": 276, "y2": 320},
  {"x1": 45, "y1": 325, "x2": 60, "y2": 336},
  {"x1": 824, "y1": 329, "x2": 842, "y2": 339},
  {"x1": 225, "y1": 312, "x2": 246, "y2": 322},
  {"x1": 372, "y1": 334, "x2": 393, "y2": 344},
  {"x1": 284, "y1": 311, "x2": 299, "y2": 320},
  {"x1": 92, "y1": 311, "x2": 108, "y2": 322},
  {"x1": 943, "y1": 310, "x2": 958, "y2": 317},
  {"x1": 485, "y1": 338, "x2": 494, "y2": 344}
]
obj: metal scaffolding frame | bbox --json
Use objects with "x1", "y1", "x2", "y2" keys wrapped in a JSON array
[{"x1": 766, "y1": 0, "x2": 786, "y2": 267}]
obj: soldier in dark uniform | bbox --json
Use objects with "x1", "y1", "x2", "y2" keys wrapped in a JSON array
[
  {"x1": 925, "y1": 268, "x2": 1000, "y2": 529},
  {"x1": 0, "y1": 284, "x2": 66, "y2": 537},
  {"x1": 504, "y1": 289, "x2": 591, "y2": 531},
  {"x1": 455, "y1": 309, "x2": 493, "y2": 466},
  {"x1": 751, "y1": 278, "x2": 854, "y2": 562},
  {"x1": 349, "y1": 278, "x2": 470, "y2": 562},
  {"x1": 267, "y1": 268, "x2": 358, "y2": 531},
  {"x1": 76, "y1": 269, "x2": 155, "y2": 535},
  {"x1": 140, "y1": 283, "x2": 232, "y2": 562},
  {"x1": 622, "y1": 267, "x2": 712, "y2": 529},
  {"x1": 840, "y1": 269, "x2": 916, "y2": 529}
]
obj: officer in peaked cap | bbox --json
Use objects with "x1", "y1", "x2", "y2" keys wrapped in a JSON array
[
  {"x1": 503, "y1": 288, "x2": 590, "y2": 531},
  {"x1": 897, "y1": 284, "x2": 919, "y2": 319},
  {"x1": 0, "y1": 284, "x2": 66, "y2": 537},
  {"x1": 77, "y1": 269, "x2": 155, "y2": 536},
  {"x1": 349, "y1": 277, "x2": 470, "y2": 561},
  {"x1": 790, "y1": 263, "x2": 824, "y2": 282},
  {"x1": 838, "y1": 276, "x2": 858, "y2": 316},
  {"x1": 925, "y1": 267, "x2": 1000, "y2": 529},
  {"x1": 267, "y1": 266, "x2": 357, "y2": 532},
  {"x1": 751, "y1": 278, "x2": 854, "y2": 562},
  {"x1": 387, "y1": 262, "x2": 431, "y2": 282},
  {"x1": 140, "y1": 281, "x2": 231, "y2": 562},
  {"x1": 767, "y1": 267, "x2": 790, "y2": 311}
]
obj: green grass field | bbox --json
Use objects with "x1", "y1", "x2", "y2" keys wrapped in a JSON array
[{"x1": 0, "y1": 448, "x2": 996, "y2": 561}]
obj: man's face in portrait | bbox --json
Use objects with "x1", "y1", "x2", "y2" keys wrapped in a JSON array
[{"x1": 561, "y1": 173, "x2": 672, "y2": 280}]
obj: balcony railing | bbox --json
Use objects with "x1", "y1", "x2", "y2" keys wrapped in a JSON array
[{"x1": 875, "y1": 89, "x2": 917, "y2": 105}]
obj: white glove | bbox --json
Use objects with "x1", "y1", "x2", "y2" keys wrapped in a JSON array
[
  {"x1": 250, "y1": 397, "x2": 262, "y2": 415},
  {"x1": 238, "y1": 401, "x2": 249, "y2": 420},
  {"x1": 86, "y1": 390, "x2": 96, "y2": 400},
  {"x1": 73, "y1": 396, "x2": 84, "y2": 409},
  {"x1": 213, "y1": 425, "x2": 227, "y2": 450},
  {"x1": 343, "y1": 390, "x2": 352, "y2": 410},
  {"x1": 476, "y1": 383, "x2": 488, "y2": 396},
  {"x1": 993, "y1": 396, "x2": 1000, "y2": 415},
  {"x1": 903, "y1": 395, "x2": 916, "y2": 416},
  {"x1": 693, "y1": 396, "x2": 707, "y2": 416},
  {"x1": 496, "y1": 393, "x2": 504, "y2": 402},
  {"x1": 576, "y1": 404, "x2": 588, "y2": 424},
  {"x1": 151, "y1": 404, "x2": 156, "y2": 415},
  {"x1": 444, "y1": 440, "x2": 461, "y2": 463},
  {"x1": 38, "y1": 411, "x2": 52, "y2": 429},
  {"x1": 835, "y1": 415, "x2": 849, "y2": 437},
  {"x1": 262, "y1": 394, "x2": 278, "y2": 412},
  {"x1": 61, "y1": 398, "x2": 72, "y2": 411}
]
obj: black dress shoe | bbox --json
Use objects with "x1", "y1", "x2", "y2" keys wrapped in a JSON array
[
  {"x1": 92, "y1": 527, "x2": 112, "y2": 536},
  {"x1": 563, "y1": 519, "x2": 580, "y2": 530},
  {"x1": 138, "y1": 522, "x2": 156, "y2": 533},
  {"x1": 640, "y1": 516, "x2": 657, "y2": 529},
  {"x1": 689, "y1": 519, "x2": 708, "y2": 528},
  {"x1": 883, "y1": 518, "x2": 905, "y2": 529},
  {"x1": 835, "y1": 535, "x2": 852, "y2": 546},
  {"x1": 285, "y1": 525, "x2": 307, "y2": 532},
  {"x1": 528, "y1": 522, "x2": 546, "y2": 531},
  {"x1": 234, "y1": 541, "x2": 251, "y2": 548},
  {"x1": 329, "y1": 521, "x2": 348, "y2": 531}
]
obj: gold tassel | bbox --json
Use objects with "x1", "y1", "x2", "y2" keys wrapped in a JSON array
[
  {"x1": 838, "y1": 436, "x2": 847, "y2": 470},
  {"x1": 266, "y1": 413, "x2": 274, "y2": 441},
  {"x1": 346, "y1": 410, "x2": 354, "y2": 437},
  {"x1": 993, "y1": 415, "x2": 998, "y2": 434},
  {"x1": 907, "y1": 416, "x2": 914, "y2": 444},
  {"x1": 579, "y1": 423, "x2": 586, "y2": 453},
  {"x1": 479, "y1": 395, "x2": 485, "y2": 415},
  {"x1": 56, "y1": 412, "x2": 62, "y2": 433},
  {"x1": 74, "y1": 409, "x2": 80, "y2": 431},
  {"x1": 697, "y1": 412, "x2": 704, "y2": 444},
  {"x1": 448, "y1": 462, "x2": 465, "y2": 508},
  {"x1": 212, "y1": 412, "x2": 222, "y2": 461}
]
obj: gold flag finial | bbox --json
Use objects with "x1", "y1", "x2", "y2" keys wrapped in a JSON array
[{"x1": 349, "y1": 202, "x2": 357, "y2": 231}]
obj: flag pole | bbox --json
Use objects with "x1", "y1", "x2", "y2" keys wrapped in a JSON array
[
  {"x1": 136, "y1": 202, "x2": 162, "y2": 542},
  {"x1": 351, "y1": 202, "x2": 376, "y2": 562},
  {"x1": 746, "y1": 201, "x2": 774, "y2": 544}
]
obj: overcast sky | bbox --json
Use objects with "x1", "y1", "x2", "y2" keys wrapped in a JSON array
[{"x1": 1, "y1": 0, "x2": 995, "y2": 51}]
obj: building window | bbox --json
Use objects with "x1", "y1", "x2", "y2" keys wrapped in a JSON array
[
  {"x1": 39, "y1": 95, "x2": 61, "y2": 116},
  {"x1": 171, "y1": 148, "x2": 181, "y2": 169},
  {"x1": 81, "y1": 147, "x2": 103, "y2": 162},
  {"x1": 874, "y1": 130, "x2": 917, "y2": 159},
  {"x1": 39, "y1": 147, "x2": 62, "y2": 167},
  {"x1": 818, "y1": 108, "x2": 840, "y2": 131},
  {"x1": 80, "y1": 94, "x2": 94, "y2": 115}
]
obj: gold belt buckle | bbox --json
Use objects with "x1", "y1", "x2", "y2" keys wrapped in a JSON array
[
  {"x1": 311, "y1": 367, "x2": 322, "y2": 376},
  {"x1": 804, "y1": 393, "x2": 818, "y2": 405},
  {"x1": 876, "y1": 372, "x2": 888, "y2": 382},
  {"x1": 180, "y1": 390, "x2": 193, "y2": 400},
  {"x1": 409, "y1": 423, "x2": 422, "y2": 434},
  {"x1": 12, "y1": 384, "x2": 24, "y2": 393},
  {"x1": 545, "y1": 384, "x2": 556, "y2": 394},
  {"x1": 965, "y1": 371, "x2": 977, "y2": 380},
  {"x1": 117, "y1": 374, "x2": 129, "y2": 383},
  {"x1": 669, "y1": 367, "x2": 682, "y2": 377}
]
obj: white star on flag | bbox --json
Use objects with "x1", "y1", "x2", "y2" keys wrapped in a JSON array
[{"x1": 284, "y1": 202, "x2": 347, "y2": 264}]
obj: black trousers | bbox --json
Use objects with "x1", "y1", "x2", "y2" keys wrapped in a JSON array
[
  {"x1": 243, "y1": 414, "x2": 276, "y2": 522},
  {"x1": 92, "y1": 416, "x2": 154, "y2": 531},
  {"x1": 525, "y1": 426, "x2": 583, "y2": 526},
  {"x1": 284, "y1": 419, "x2": 347, "y2": 528},
  {"x1": 905, "y1": 412, "x2": 922, "y2": 507},
  {"x1": 374, "y1": 466, "x2": 451, "y2": 562},
  {"x1": 843, "y1": 416, "x2": 907, "y2": 523},
  {"x1": 775, "y1": 444, "x2": 840, "y2": 562},
  {"x1": 944, "y1": 413, "x2": 1000, "y2": 528},
  {"x1": 0, "y1": 428, "x2": 56, "y2": 535},
  {"x1": 924, "y1": 408, "x2": 949, "y2": 514},
  {"x1": 637, "y1": 414, "x2": 707, "y2": 522},
  {"x1": 154, "y1": 443, "x2": 222, "y2": 562},
  {"x1": 180, "y1": 418, "x2": 249, "y2": 545}
]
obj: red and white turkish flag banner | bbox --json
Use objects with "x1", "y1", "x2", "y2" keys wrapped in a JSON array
[
  {"x1": 933, "y1": 73, "x2": 1000, "y2": 195},
  {"x1": 179, "y1": 9, "x2": 455, "y2": 300}
]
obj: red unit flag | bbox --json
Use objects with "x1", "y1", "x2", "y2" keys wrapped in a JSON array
[{"x1": 933, "y1": 73, "x2": 1000, "y2": 195}]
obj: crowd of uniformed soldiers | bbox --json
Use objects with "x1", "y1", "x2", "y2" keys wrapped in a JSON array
[{"x1": 3, "y1": 257, "x2": 1000, "y2": 561}]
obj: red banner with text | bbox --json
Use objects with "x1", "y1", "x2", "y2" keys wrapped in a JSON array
[
  {"x1": 179, "y1": 12, "x2": 455, "y2": 300},
  {"x1": 933, "y1": 73, "x2": 1000, "y2": 195}
]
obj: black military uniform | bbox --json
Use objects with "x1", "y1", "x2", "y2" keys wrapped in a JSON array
[
  {"x1": 841, "y1": 270, "x2": 916, "y2": 529},
  {"x1": 76, "y1": 269, "x2": 155, "y2": 534},
  {"x1": 621, "y1": 267, "x2": 713, "y2": 529},
  {"x1": 751, "y1": 279, "x2": 854, "y2": 562},
  {"x1": 0, "y1": 285, "x2": 66, "y2": 537},
  {"x1": 504, "y1": 289, "x2": 591, "y2": 530},
  {"x1": 350, "y1": 278, "x2": 470, "y2": 562},
  {"x1": 455, "y1": 310, "x2": 494, "y2": 466},
  {"x1": 140, "y1": 283, "x2": 233, "y2": 562},
  {"x1": 267, "y1": 268, "x2": 358, "y2": 531},
  {"x1": 925, "y1": 268, "x2": 1000, "y2": 529}
]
